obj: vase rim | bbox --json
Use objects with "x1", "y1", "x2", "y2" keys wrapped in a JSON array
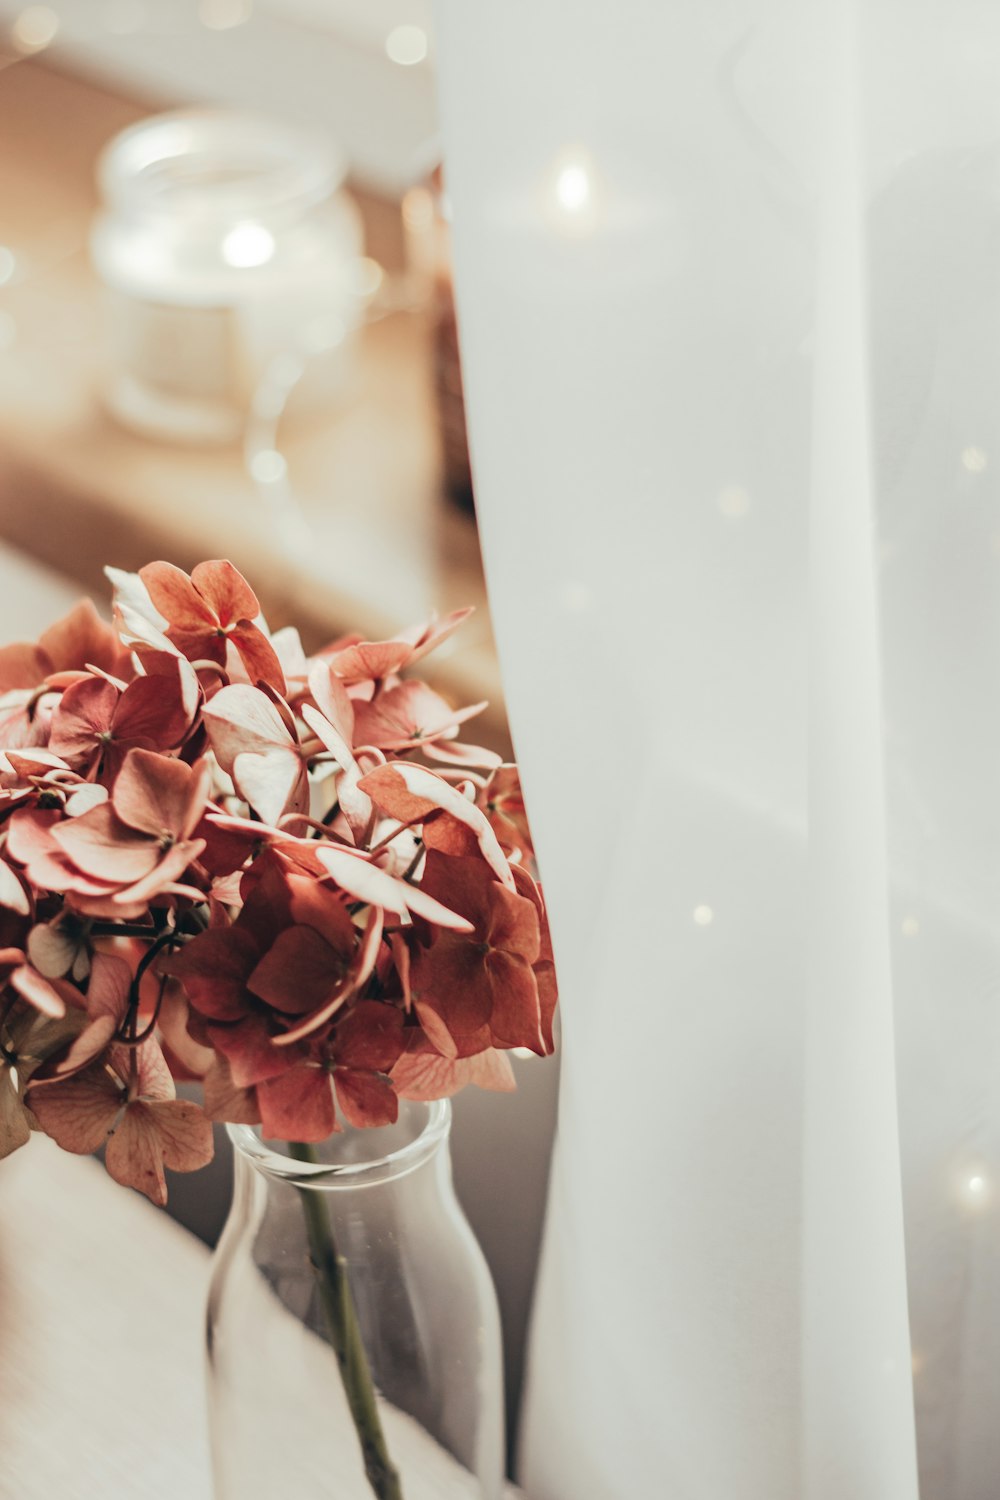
[{"x1": 226, "y1": 1098, "x2": 451, "y2": 1189}]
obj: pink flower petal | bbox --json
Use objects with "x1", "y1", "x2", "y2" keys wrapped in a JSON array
[
  {"x1": 28, "y1": 1060, "x2": 123, "y2": 1153},
  {"x1": 48, "y1": 676, "x2": 118, "y2": 763},
  {"x1": 307, "y1": 663, "x2": 356, "y2": 748},
  {"x1": 391, "y1": 1046, "x2": 517, "y2": 1101},
  {"x1": 359, "y1": 763, "x2": 513, "y2": 888},
  {"x1": 203, "y1": 683, "x2": 291, "y2": 769},
  {"x1": 202, "y1": 1057, "x2": 260, "y2": 1124},
  {"x1": 0, "y1": 858, "x2": 29, "y2": 915},
  {"x1": 230, "y1": 621, "x2": 286, "y2": 694},
  {"x1": 52, "y1": 805, "x2": 159, "y2": 883},
  {"x1": 316, "y1": 846, "x2": 474, "y2": 931},
  {"x1": 112, "y1": 837, "x2": 206, "y2": 906},
  {"x1": 112, "y1": 749, "x2": 209, "y2": 840},
  {"x1": 105, "y1": 1097, "x2": 213, "y2": 1205},
  {"x1": 11, "y1": 964, "x2": 66, "y2": 1018},
  {"x1": 301, "y1": 702, "x2": 356, "y2": 773},
  {"x1": 231, "y1": 747, "x2": 308, "y2": 828}
]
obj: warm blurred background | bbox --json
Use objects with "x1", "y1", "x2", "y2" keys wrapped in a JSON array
[{"x1": 0, "y1": 0, "x2": 557, "y2": 1464}]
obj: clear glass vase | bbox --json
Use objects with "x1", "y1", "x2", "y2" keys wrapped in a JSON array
[{"x1": 207, "y1": 1100, "x2": 504, "y2": 1500}]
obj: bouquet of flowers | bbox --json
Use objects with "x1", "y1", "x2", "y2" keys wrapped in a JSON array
[{"x1": 0, "y1": 559, "x2": 556, "y2": 1207}]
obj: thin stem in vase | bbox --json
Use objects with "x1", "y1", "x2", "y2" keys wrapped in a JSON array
[{"x1": 287, "y1": 1141, "x2": 404, "y2": 1500}]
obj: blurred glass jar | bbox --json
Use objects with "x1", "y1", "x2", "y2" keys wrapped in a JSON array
[{"x1": 91, "y1": 110, "x2": 364, "y2": 445}]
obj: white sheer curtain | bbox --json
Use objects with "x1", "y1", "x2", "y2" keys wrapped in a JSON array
[{"x1": 433, "y1": 3, "x2": 1000, "y2": 1496}]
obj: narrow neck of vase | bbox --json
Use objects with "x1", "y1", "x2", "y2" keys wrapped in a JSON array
[{"x1": 227, "y1": 1097, "x2": 451, "y2": 1192}]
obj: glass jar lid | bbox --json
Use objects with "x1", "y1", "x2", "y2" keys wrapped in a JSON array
[{"x1": 97, "y1": 109, "x2": 346, "y2": 225}]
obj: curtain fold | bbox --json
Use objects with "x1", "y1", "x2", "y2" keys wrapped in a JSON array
[{"x1": 433, "y1": 3, "x2": 1000, "y2": 1494}]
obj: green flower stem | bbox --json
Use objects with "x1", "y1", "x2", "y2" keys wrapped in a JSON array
[{"x1": 288, "y1": 1141, "x2": 404, "y2": 1500}]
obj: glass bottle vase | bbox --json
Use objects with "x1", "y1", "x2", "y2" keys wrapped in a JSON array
[{"x1": 206, "y1": 1099, "x2": 504, "y2": 1500}]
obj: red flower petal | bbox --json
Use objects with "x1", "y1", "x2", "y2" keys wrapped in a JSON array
[
  {"x1": 248, "y1": 925, "x2": 348, "y2": 1015},
  {"x1": 257, "y1": 1064, "x2": 336, "y2": 1141},
  {"x1": 208, "y1": 1013, "x2": 297, "y2": 1087},
  {"x1": 112, "y1": 669, "x2": 191, "y2": 749},
  {"x1": 0, "y1": 642, "x2": 48, "y2": 690},
  {"x1": 190, "y1": 559, "x2": 259, "y2": 625},
  {"x1": 271, "y1": 906, "x2": 383, "y2": 1048},
  {"x1": 38, "y1": 598, "x2": 127, "y2": 678},
  {"x1": 166, "y1": 926, "x2": 260, "y2": 1021},
  {"x1": 230, "y1": 621, "x2": 286, "y2": 694},
  {"x1": 335, "y1": 1068, "x2": 398, "y2": 1129},
  {"x1": 285, "y1": 876, "x2": 356, "y2": 953},
  {"x1": 332, "y1": 1000, "x2": 405, "y2": 1073},
  {"x1": 140, "y1": 561, "x2": 218, "y2": 636}
]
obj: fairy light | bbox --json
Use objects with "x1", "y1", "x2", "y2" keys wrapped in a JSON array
[
  {"x1": 554, "y1": 162, "x2": 591, "y2": 214},
  {"x1": 402, "y1": 187, "x2": 434, "y2": 235},
  {"x1": 348, "y1": 257, "x2": 384, "y2": 299},
  {"x1": 11, "y1": 5, "x2": 59, "y2": 53},
  {"x1": 718, "y1": 485, "x2": 751, "y2": 518},
  {"x1": 546, "y1": 150, "x2": 602, "y2": 236},
  {"x1": 385, "y1": 24, "x2": 428, "y2": 66},
  {"x1": 958, "y1": 1168, "x2": 992, "y2": 1211},
  {"x1": 249, "y1": 449, "x2": 286, "y2": 484},
  {"x1": 220, "y1": 222, "x2": 275, "y2": 269},
  {"x1": 693, "y1": 905, "x2": 714, "y2": 926},
  {"x1": 0, "y1": 248, "x2": 15, "y2": 287},
  {"x1": 962, "y1": 446, "x2": 988, "y2": 473},
  {"x1": 900, "y1": 915, "x2": 920, "y2": 938},
  {"x1": 302, "y1": 313, "x2": 346, "y2": 353}
]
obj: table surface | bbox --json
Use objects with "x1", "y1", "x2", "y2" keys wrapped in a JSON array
[{"x1": 0, "y1": 1135, "x2": 525, "y2": 1499}]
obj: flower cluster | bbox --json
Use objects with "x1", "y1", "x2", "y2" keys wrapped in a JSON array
[{"x1": 0, "y1": 561, "x2": 555, "y2": 1203}]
